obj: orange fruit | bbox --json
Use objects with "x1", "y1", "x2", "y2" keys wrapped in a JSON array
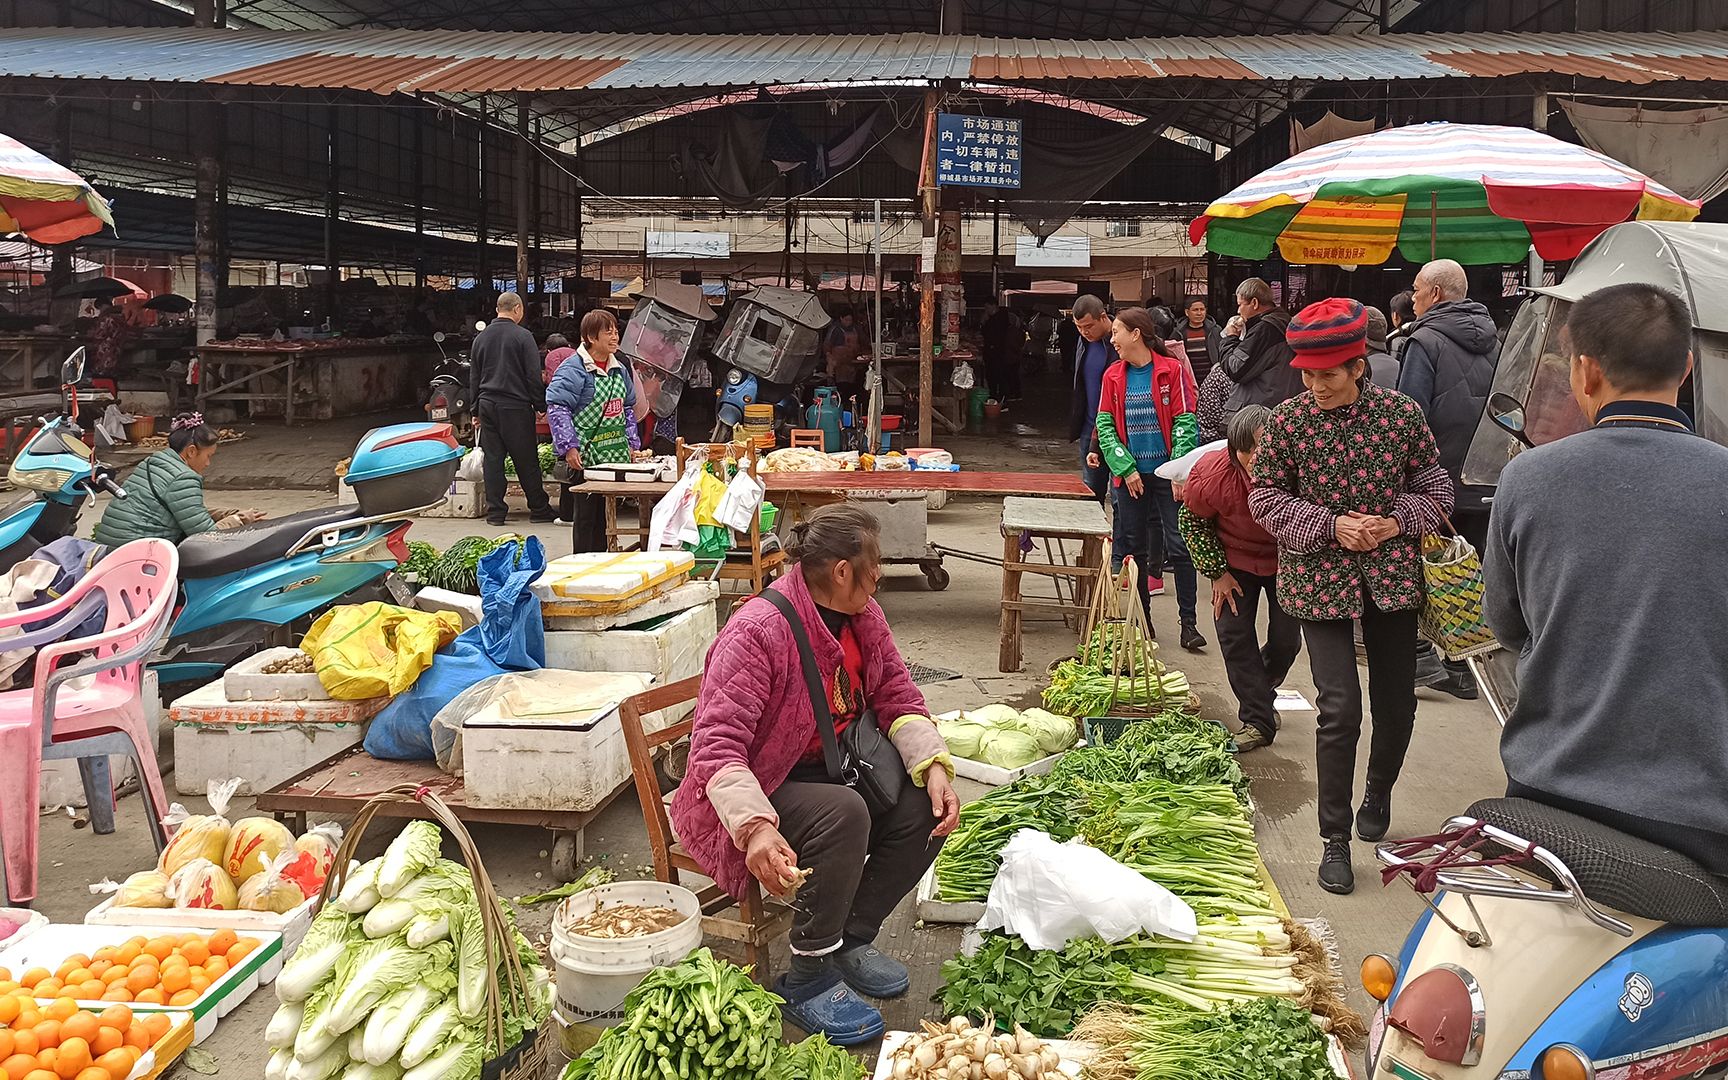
[
  {"x1": 140, "y1": 942, "x2": 172, "y2": 965},
  {"x1": 186, "y1": 976, "x2": 209, "y2": 996},
  {"x1": 87, "y1": 1030, "x2": 119, "y2": 1060},
  {"x1": 0, "y1": 984, "x2": 17, "y2": 998},
  {"x1": 88, "y1": 951, "x2": 112, "y2": 967},
  {"x1": 83, "y1": 964, "x2": 107, "y2": 981},
  {"x1": 53, "y1": 1037, "x2": 88, "y2": 1079},
  {"x1": 120, "y1": 970, "x2": 154, "y2": 997},
  {"x1": 157, "y1": 970, "x2": 188, "y2": 997},
  {"x1": 29, "y1": 984, "x2": 58, "y2": 1001},
  {"x1": 96, "y1": 971, "x2": 124, "y2": 990},
  {"x1": 30, "y1": 1054, "x2": 52, "y2": 1077},
  {"x1": 0, "y1": 970, "x2": 7, "y2": 983},
  {"x1": 0, "y1": 998, "x2": 18, "y2": 1026},
  {"x1": 200, "y1": 958, "x2": 226, "y2": 980},
  {"x1": 121, "y1": 1024, "x2": 148, "y2": 1053},
  {"x1": 175, "y1": 943, "x2": 208, "y2": 968},
  {"x1": 75, "y1": 985, "x2": 102, "y2": 1003},
  {"x1": 129, "y1": 990, "x2": 162, "y2": 1007},
  {"x1": 16, "y1": 972, "x2": 45, "y2": 992},
  {"x1": 167, "y1": 991, "x2": 196, "y2": 1008},
  {"x1": 139, "y1": 1016, "x2": 166, "y2": 1044},
  {"x1": 39, "y1": 1005, "x2": 72, "y2": 1027},
  {"x1": 0, "y1": 1032, "x2": 10, "y2": 1059},
  {"x1": 8, "y1": 1032, "x2": 34, "y2": 1059},
  {"x1": 108, "y1": 947, "x2": 136, "y2": 970},
  {"x1": 73, "y1": 1070, "x2": 106, "y2": 1080},
  {"x1": 92, "y1": 1051, "x2": 132, "y2": 1080},
  {"x1": 93, "y1": 1011, "x2": 127, "y2": 1037},
  {"x1": 22, "y1": 1069, "x2": 56, "y2": 1080},
  {"x1": 224, "y1": 940, "x2": 256, "y2": 965},
  {"x1": 204, "y1": 931, "x2": 237, "y2": 957},
  {"x1": 0, "y1": 1055, "x2": 32, "y2": 1080},
  {"x1": 94, "y1": 991, "x2": 127, "y2": 1006},
  {"x1": 30, "y1": 1020, "x2": 60, "y2": 1050},
  {"x1": 56, "y1": 1018, "x2": 94, "y2": 1049},
  {"x1": 13, "y1": 1008, "x2": 39, "y2": 1033}
]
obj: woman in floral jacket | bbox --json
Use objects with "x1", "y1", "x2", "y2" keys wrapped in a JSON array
[{"x1": 1247, "y1": 298, "x2": 1453, "y2": 896}]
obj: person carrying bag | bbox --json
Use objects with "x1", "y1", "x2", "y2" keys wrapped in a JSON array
[{"x1": 1419, "y1": 516, "x2": 1499, "y2": 661}]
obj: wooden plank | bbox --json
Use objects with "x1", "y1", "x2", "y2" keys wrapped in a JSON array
[{"x1": 999, "y1": 527, "x2": 1022, "y2": 672}]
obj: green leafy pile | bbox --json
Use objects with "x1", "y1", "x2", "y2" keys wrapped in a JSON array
[
  {"x1": 265, "y1": 821, "x2": 552, "y2": 1080},
  {"x1": 421, "y1": 535, "x2": 521, "y2": 594},
  {"x1": 500, "y1": 442, "x2": 559, "y2": 479},
  {"x1": 939, "y1": 920, "x2": 1301, "y2": 1039},
  {"x1": 932, "y1": 775, "x2": 1071, "y2": 902},
  {"x1": 1104, "y1": 715, "x2": 1251, "y2": 804},
  {"x1": 1074, "y1": 996, "x2": 1339, "y2": 1080},
  {"x1": 1043, "y1": 657, "x2": 1190, "y2": 719},
  {"x1": 401, "y1": 540, "x2": 441, "y2": 580},
  {"x1": 562, "y1": 949, "x2": 852, "y2": 1080}
]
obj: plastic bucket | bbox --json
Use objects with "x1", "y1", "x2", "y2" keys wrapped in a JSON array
[{"x1": 549, "y1": 881, "x2": 704, "y2": 1024}]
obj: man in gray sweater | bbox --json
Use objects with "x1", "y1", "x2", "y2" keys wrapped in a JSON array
[{"x1": 1485, "y1": 281, "x2": 1728, "y2": 873}]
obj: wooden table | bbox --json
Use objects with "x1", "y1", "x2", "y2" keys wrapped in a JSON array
[
  {"x1": 998, "y1": 495, "x2": 1111, "y2": 672},
  {"x1": 195, "y1": 338, "x2": 436, "y2": 424},
  {"x1": 0, "y1": 333, "x2": 78, "y2": 392},
  {"x1": 254, "y1": 744, "x2": 632, "y2": 882}
]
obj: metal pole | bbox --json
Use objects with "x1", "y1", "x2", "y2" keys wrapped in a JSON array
[
  {"x1": 413, "y1": 108, "x2": 425, "y2": 299},
  {"x1": 991, "y1": 198, "x2": 1001, "y2": 297},
  {"x1": 323, "y1": 103, "x2": 340, "y2": 329},
  {"x1": 572, "y1": 117, "x2": 584, "y2": 305},
  {"x1": 1528, "y1": 90, "x2": 1549, "y2": 288},
  {"x1": 532, "y1": 116, "x2": 544, "y2": 309},
  {"x1": 917, "y1": 88, "x2": 939, "y2": 448},
  {"x1": 516, "y1": 92, "x2": 531, "y2": 298},
  {"x1": 477, "y1": 101, "x2": 490, "y2": 299},
  {"x1": 869, "y1": 198, "x2": 884, "y2": 450}
]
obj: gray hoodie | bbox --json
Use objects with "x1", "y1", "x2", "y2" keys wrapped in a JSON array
[{"x1": 1397, "y1": 299, "x2": 1499, "y2": 510}]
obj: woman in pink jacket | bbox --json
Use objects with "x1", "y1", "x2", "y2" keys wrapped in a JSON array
[{"x1": 670, "y1": 504, "x2": 959, "y2": 1044}]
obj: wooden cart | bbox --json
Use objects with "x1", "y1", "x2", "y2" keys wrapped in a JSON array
[{"x1": 254, "y1": 744, "x2": 633, "y2": 883}]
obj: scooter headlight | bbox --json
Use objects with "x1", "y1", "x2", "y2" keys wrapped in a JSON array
[
  {"x1": 726, "y1": 368, "x2": 745, "y2": 386},
  {"x1": 1361, "y1": 953, "x2": 1398, "y2": 1003},
  {"x1": 1538, "y1": 1045, "x2": 1595, "y2": 1080}
]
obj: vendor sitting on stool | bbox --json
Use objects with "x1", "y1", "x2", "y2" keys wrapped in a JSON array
[
  {"x1": 671, "y1": 504, "x2": 959, "y2": 1045},
  {"x1": 93, "y1": 412, "x2": 262, "y2": 547},
  {"x1": 547, "y1": 309, "x2": 638, "y2": 551}
]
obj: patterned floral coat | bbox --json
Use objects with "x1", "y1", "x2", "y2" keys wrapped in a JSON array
[{"x1": 1247, "y1": 380, "x2": 1454, "y2": 622}]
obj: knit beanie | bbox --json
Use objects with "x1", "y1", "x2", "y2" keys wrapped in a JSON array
[{"x1": 1288, "y1": 298, "x2": 1368, "y2": 370}]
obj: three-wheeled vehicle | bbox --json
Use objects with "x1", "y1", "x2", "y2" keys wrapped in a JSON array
[{"x1": 1365, "y1": 221, "x2": 1728, "y2": 1080}]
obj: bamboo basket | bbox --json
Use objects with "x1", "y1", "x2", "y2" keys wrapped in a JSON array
[
  {"x1": 317, "y1": 785, "x2": 553, "y2": 1080},
  {"x1": 1071, "y1": 557, "x2": 1190, "y2": 718}
]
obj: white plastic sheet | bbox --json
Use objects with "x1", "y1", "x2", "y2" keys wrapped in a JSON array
[{"x1": 979, "y1": 829, "x2": 1197, "y2": 951}]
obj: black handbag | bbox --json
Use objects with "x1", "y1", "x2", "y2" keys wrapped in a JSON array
[{"x1": 760, "y1": 589, "x2": 907, "y2": 815}]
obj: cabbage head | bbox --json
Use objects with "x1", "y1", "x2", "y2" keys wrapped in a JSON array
[
  {"x1": 937, "y1": 720, "x2": 988, "y2": 761},
  {"x1": 963, "y1": 703, "x2": 1021, "y2": 728},
  {"x1": 978, "y1": 729, "x2": 1044, "y2": 769},
  {"x1": 1017, "y1": 707, "x2": 1078, "y2": 754}
]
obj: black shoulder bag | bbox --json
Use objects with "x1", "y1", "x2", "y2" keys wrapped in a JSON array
[{"x1": 760, "y1": 589, "x2": 906, "y2": 815}]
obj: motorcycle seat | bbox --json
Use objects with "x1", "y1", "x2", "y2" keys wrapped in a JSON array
[
  {"x1": 1467, "y1": 798, "x2": 1728, "y2": 927},
  {"x1": 178, "y1": 505, "x2": 368, "y2": 580}
]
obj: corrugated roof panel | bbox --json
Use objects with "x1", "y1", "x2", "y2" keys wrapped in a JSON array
[
  {"x1": 1435, "y1": 50, "x2": 1672, "y2": 82},
  {"x1": 209, "y1": 53, "x2": 456, "y2": 90},
  {"x1": 971, "y1": 55, "x2": 1160, "y2": 80},
  {"x1": 409, "y1": 56, "x2": 626, "y2": 92},
  {"x1": 1155, "y1": 57, "x2": 1259, "y2": 80},
  {"x1": 1616, "y1": 54, "x2": 1728, "y2": 80}
]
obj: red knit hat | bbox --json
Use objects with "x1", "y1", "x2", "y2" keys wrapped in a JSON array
[{"x1": 1287, "y1": 298, "x2": 1369, "y2": 370}]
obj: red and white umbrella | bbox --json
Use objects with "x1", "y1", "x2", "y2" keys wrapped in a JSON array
[{"x1": 0, "y1": 131, "x2": 114, "y2": 245}]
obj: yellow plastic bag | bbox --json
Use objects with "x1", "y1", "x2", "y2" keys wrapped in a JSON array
[
  {"x1": 692, "y1": 467, "x2": 728, "y2": 529},
  {"x1": 301, "y1": 602, "x2": 462, "y2": 700}
]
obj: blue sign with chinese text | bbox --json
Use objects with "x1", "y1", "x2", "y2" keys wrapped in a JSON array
[{"x1": 936, "y1": 113, "x2": 1023, "y2": 190}]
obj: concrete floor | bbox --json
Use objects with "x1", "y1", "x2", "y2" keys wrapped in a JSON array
[{"x1": 20, "y1": 378, "x2": 1510, "y2": 1075}]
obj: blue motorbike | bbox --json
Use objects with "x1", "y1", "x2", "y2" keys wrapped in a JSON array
[
  {"x1": 1364, "y1": 648, "x2": 1728, "y2": 1080},
  {"x1": 0, "y1": 348, "x2": 128, "y2": 568},
  {"x1": 153, "y1": 421, "x2": 462, "y2": 684}
]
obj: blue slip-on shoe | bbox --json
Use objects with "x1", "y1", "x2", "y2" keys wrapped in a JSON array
[
  {"x1": 774, "y1": 975, "x2": 886, "y2": 1046},
  {"x1": 833, "y1": 943, "x2": 911, "y2": 999}
]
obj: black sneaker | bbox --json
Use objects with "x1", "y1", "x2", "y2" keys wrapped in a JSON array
[
  {"x1": 1232, "y1": 726, "x2": 1270, "y2": 753},
  {"x1": 1357, "y1": 786, "x2": 1391, "y2": 843},
  {"x1": 1180, "y1": 623, "x2": 1207, "y2": 651},
  {"x1": 528, "y1": 509, "x2": 558, "y2": 524},
  {"x1": 1424, "y1": 668, "x2": 1480, "y2": 701},
  {"x1": 1414, "y1": 650, "x2": 1446, "y2": 687},
  {"x1": 486, "y1": 516, "x2": 507, "y2": 527},
  {"x1": 1318, "y1": 836, "x2": 1354, "y2": 894}
]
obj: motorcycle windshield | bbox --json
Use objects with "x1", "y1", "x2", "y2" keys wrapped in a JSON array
[{"x1": 1461, "y1": 295, "x2": 1591, "y2": 488}]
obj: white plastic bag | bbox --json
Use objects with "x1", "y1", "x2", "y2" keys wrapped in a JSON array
[
  {"x1": 97, "y1": 404, "x2": 136, "y2": 445},
  {"x1": 951, "y1": 360, "x2": 976, "y2": 390},
  {"x1": 1153, "y1": 439, "x2": 1226, "y2": 483},
  {"x1": 714, "y1": 469, "x2": 766, "y2": 534},
  {"x1": 979, "y1": 829, "x2": 1198, "y2": 950},
  {"x1": 648, "y1": 455, "x2": 703, "y2": 552},
  {"x1": 456, "y1": 448, "x2": 485, "y2": 482}
]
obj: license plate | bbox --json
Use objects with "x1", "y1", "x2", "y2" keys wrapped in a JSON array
[
  {"x1": 430, "y1": 407, "x2": 449, "y2": 419},
  {"x1": 384, "y1": 572, "x2": 415, "y2": 606}
]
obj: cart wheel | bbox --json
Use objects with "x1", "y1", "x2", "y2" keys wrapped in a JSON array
[
  {"x1": 923, "y1": 562, "x2": 951, "y2": 591},
  {"x1": 550, "y1": 832, "x2": 583, "y2": 883}
]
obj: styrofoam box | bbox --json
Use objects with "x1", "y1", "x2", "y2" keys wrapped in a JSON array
[
  {"x1": 0, "y1": 922, "x2": 283, "y2": 1044},
  {"x1": 415, "y1": 584, "x2": 484, "y2": 630},
  {"x1": 462, "y1": 673, "x2": 675, "y2": 813},
  {"x1": 542, "y1": 601, "x2": 716, "y2": 732},
  {"x1": 534, "y1": 551, "x2": 695, "y2": 604},
  {"x1": 223, "y1": 646, "x2": 329, "y2": 701},
  {"x1": 914, "y1": 862, "x2": 984, "y2": 925},
  {"x1": 0, "y1": 908, "x2": 47, "y2": 950},
  {"x1": 86, "y1": 891, "x2": 321, "y2": 955},
  {"x1": 423, "y1": 477, "x2": 483, "y2": 518},
  {"x1": 175, "y1": 717, "x2": 365, "y2": 797}
]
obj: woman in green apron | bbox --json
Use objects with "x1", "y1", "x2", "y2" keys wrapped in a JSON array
[{"x1": 547, "y1": 309, "x2": 639, "y2": 552}]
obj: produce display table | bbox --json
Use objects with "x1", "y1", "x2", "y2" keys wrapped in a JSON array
[
  {"x1": 0, "y1": 332, "x2": 78, "y2": 391},
  {"x1": 254, "y1": 744, "x2": 632, "y2": 882},
  {"x1": 194, "y1": 337, "x2": 437, "y2": 424}
]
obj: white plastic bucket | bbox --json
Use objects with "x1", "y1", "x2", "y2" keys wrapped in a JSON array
[{"x1": 549, "y1": 880, "x2": 704, "y2": 1024}]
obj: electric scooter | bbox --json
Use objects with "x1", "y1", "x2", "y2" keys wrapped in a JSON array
[
  {"x1": 151, "y1": 421, "x2": 462, "y2": 685},
  {"x1": 0, "y1": 347, "x2": 127, "y2": 570},
  {"x1": 1363, "y1": 646, "x2": 1728, "y2": 1080},
  {"x1": 424, "y1": 331, "x2": 473, "y2": 444}
]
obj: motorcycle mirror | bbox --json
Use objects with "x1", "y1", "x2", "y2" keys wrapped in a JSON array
[
  {"x1": 1488, "y1": 392, "x2": 1534, "y2": 448},
  {"x1": 433, "y1": 332, "x2": 447, "y2": 343},
  {"x1": 61, "y1": 347, "x2": 87, "y2": 386}
]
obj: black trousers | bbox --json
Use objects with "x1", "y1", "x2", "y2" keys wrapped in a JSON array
[
  {"x1": 477, "y1": 398, "x2": 549, "y2": 519},
  {"x1": 1303, "y1": 591, "x2": 1420, "y2": 839},
  {"x1": 770, "y1": 773, "x2": 945, "y2": 954},
  {"x1": 569, "y1": 488, "x2": 607, "y2": 553},
  {"x1": 1214, "y1": 568, "x2": 1302, "y2": 742}
]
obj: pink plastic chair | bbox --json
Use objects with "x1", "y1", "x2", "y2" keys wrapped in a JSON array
[{"x1": 0, "y1": 538, "x2": 179, "y2": 904}]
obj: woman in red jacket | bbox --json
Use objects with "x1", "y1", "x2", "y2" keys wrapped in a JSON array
[
  {"x1": 1178, "y1": 404, "x2": 1301, "y2": 753},
  {"x1": 1089, "y1": 307, "x2": 1203, "y2": 645}
]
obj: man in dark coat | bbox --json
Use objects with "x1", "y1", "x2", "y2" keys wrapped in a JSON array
[
  {"x1": 1180, "y1": 297, "x2": 1225, "y2": 385},
  {"x1": 1218, "y1": 277, "x2": 1303, "y2": 420},
  {"x1": 470, "y1": 291, "x2": 555, "y2": 526},
  {"x1": 1398, "y1": 258, "x2": 1500, "y2": 698}
]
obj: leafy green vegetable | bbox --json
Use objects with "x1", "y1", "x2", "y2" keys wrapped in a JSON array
[
  {"x1": 1074, "y1": 996, "x2": 1338, "y2": 1080},
  {"x1": 515, "y1": 865, "x2": 614, "y2": 906},
  {"x1": 423, "y1": 535, "x2": 518, "y2": 594},
  {"x1": 400, "y1": 999, "x2": 463, "y2": 1069},
  {"x1": 279, "y1": 907, "x2": 364, "y2": 1002},
  {"x1": 401, "y1": 1029, "x2": 484, "y2": 1080},
  {"x1": 401, "y1": 540, "x2": 440, "y2": 579},
  {"x1": 978, "y1": 728, "x2": 1044, "y2": 768},
  {"x1": 323, "y1": 938, "x2": 456, "y2": 1037},
  {"x1": 452, "y1": 901, "x2": 489, "y2": 1021},
  {"x1": 768, "y1": 1035, "x2": 866, "y2": 1080},
  {"x1": 1043, "y1": 656, "x2": 1190, "y2": 717},
  {"x1": 378, "y1": 821, "x2": 443, "y2": 898}
]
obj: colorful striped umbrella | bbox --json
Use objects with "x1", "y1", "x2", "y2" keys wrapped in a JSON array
[
  {"x1": 0, "y1": 131, "x2": 114, "y2": 246},
  {"x1": 1190, "y1": 122, "x2": 1701, "y2": 267}
]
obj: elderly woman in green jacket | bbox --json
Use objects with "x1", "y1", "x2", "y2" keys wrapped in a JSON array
[{"x1": 93, "y1": 413, "x2": 261, "y2": 546}]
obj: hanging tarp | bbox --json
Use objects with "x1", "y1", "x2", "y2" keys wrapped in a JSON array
[
  {"x1": 678, "y1": 104, "x2": 883, "y2": 207},
  {"x1": 1560, "y1": 99, "x2": 1728, "y2": 205},
  {"x1": 1290, "y1": 110, "x2": 1377, "y2": 154}
]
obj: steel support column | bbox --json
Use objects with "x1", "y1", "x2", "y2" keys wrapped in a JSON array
[
  {"x1": 323, "y1": 103, "x2": 340, "y2": 328},
  {"x1": 516, "y1": 92, "x2": 531, "y2": 299}
]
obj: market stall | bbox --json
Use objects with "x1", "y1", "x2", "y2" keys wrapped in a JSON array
[
  {"x1": 194, "y1": 337, "x2": 438, "y2": 425},
  {"x1": 0, "y1": 331, "x2": 79, "y2": 391}
]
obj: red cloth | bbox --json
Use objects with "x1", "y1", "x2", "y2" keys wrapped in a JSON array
[
  {"x1": 670, "y1": 569, "x2": 930, "y2": 898},
  {"x1": 804, "y1": 618, "x2": 866, "y2": 762},
  {"x1": 543, "y1": 347, "x2": 577, "y2": 383},
  {"x1": 1093, "y1": 349, "x2": 1198, "y2": 482},
  {"x1": 1183, "y1": 448, "x2": 1279, "y2": 578}
]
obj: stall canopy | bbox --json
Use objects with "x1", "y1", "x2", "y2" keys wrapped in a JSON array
[
  {"x1": 1561, "y1": 100, "x2": 1728, "y2": 205},
  {"x1": 1530, "y1": 220, "x2": 1728, "y2": 334},
  {"x1": 0, "y1": 131, "x2": 114, "y2": 246}
]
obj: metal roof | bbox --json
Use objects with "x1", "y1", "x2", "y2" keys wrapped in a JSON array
[{"x1": 1, "y1": 26, "x2": 1725, "y2": 93}]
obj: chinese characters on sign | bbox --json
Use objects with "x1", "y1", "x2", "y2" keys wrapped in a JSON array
[{"x1": 936, "y1": 113, "x2": 1023, "y2": 190}]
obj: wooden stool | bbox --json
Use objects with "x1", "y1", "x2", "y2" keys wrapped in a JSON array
[
  {"x1": 789, "y1": 429, "x2": 826, "y2": 450},
  {"x1": 998, "y1": 496, "x2": 1110, "y2": 672}
]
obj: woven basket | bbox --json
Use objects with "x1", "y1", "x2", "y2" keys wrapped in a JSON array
[
  {"x1": 1418, "y1": 533, "x2": 1499, "y2": 661},
  {"x1": 318, "y1": 786, "x2": 552, "y2": 1080}
]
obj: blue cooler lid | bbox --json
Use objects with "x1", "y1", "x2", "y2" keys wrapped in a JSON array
[{"x1": 345, "y1": 422, "x2": 461, "y2": 486}]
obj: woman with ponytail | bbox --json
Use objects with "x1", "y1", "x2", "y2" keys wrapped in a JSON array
[{"x1": 93, "y1": 413, "x2": 261, "y2": 546}]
